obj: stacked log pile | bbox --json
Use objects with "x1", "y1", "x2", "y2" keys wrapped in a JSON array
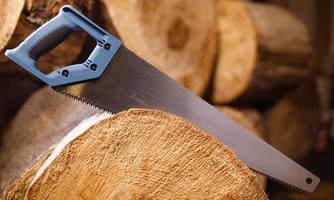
[{"x1": 0, "y1": 0, "x2": 326, "y2": 198}]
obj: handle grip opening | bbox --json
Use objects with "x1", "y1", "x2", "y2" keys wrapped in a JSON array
[{"x1": 5, "y1": 5, "x2": 121, "y2": 86}]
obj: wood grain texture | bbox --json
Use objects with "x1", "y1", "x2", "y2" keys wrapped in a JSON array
[
  {"x1": 23, "y1": 109, "x2": 267, "y2": 199},
  {"x1": 0, "y1": 87, "x2": 98, "y2": 194},
  {"x1": 101, "y1": 0, "x2": 217, "y2": 96},
  {"x1": 214, "y1": 0, "x2": 313, "y2": 103},
  {"x1": 0, "y1": 0, "x2": 24, "y2": 52},
  {"x1": 1, "y1": 150, "x2": 52, "y2": 200},
  {"x1": 214, "y1": 0, "x2": 257, "y2": 103}
]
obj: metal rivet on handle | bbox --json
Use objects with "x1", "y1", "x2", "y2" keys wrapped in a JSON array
[
  {"x1": 62, "y1": 70, "x2": 69, "y2": 77},
  {"x1": 104, "y1": 43, "x2": 111, "y2": 50},
  {"x1": 90, "y1": 64, "x2": 97, "y2": 71},
  {"x1": 306, "y1": 177, "x2": 312, "y2": 184}
]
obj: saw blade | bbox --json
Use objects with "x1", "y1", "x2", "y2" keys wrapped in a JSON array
[{"x1": 53, "y1": 45, "x2": 320, "y2": 193}]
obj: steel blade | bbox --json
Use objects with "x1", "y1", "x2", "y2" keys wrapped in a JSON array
[{"x1": 54, "y1": 46, "x2": 319, "y2": 193}]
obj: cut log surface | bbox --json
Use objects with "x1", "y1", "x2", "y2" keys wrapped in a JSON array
[
  {"x1": 264, "y1": 79, "x2": 320, "y2": 161},
  {"x1": 23, "y1": 109, "x2": 266, "y2": 199},
  {"x1": 0, "y1": 87, "x2": 99, "y2": 194},
  {"x1": 1, "y1": 151, "x2": 52, "y2": 200},
  {"x1": 101, "y1": 0, "x2": 217, "y2": 95},
  {"x1": 214, "y1": 0, "x2": 313, "y2": 103},
  {"x1": 0, "y1": 0, "x2": 24, "y2": 52},
  {"x1": 0, "y1": 0, "x2": 95, "y2": 77}
]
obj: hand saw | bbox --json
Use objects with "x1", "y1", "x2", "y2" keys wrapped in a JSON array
[{"x1": 5, "y1": 5, "x2": 319, "y2": 193}]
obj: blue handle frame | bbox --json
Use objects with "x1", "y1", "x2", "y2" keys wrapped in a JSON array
[{"x1": 5, "y1": 5, "x2": 122, "y2": 86}]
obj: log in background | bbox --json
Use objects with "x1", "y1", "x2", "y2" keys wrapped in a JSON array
[{"x1": 0, "y1": 0, "x2": 333, "y2": 199}]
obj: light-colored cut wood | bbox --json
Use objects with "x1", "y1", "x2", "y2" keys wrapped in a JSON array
[
  {"x1": 101, "y1": 0, "x2": 217, "y2": 95},
  {"x1": 214, "y1": 0, "x2": 313, "y2": 103},
  {"x1": 0, "y1": 87, "x2": 98, "y2": 194},
  {"x1": 23, "y1": 109, "x2": 267, "y2": 199},
  {"x1": 1, "y1": 150, "x2": 52, "y2": 200}
]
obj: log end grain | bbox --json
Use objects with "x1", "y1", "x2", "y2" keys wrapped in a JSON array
[
  {"x1": 0, "y1": 87, "x2": 98, "y2": 193},
  {"x1": 213, "y1": 0, "x2": 257, "y2": 103},
  {"x1": 27, "y1": 109, "x2": 267, "y2": 199},
  {"x1": 213, "y1": 1, "x2": 313, "y2": 103},
  {"x1": 4, "y1": 109, "x2": 268, "y2": 199},
  {"x1": 102, "y1": 0, "x2": 218, "y2": 96},
  {"x1": 0, "y1": 0, "x2": 24, "y2": 51}
]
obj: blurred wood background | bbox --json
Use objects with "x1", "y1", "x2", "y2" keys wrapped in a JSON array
[{"x1": 0, "y1": 0, "x2": 333, "y2": 199}]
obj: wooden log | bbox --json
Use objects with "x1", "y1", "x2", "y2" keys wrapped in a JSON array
[
  {"x1": 100, "y1": 0, "x2": 217, "y2": 96},
  {"x1": 1, "y1": 150, "x2": 52, "y2": 200},
  {"x1": 0, "y1": 77, "x2": 40, "y2": 132},
  {"x1": 213, "y1": 0, "x2": 313, "y2": 103},
  {"x1": 3, "y1": 109, "x2": 267, "y2": 199},
  {"x1": 0, "y1": 0, "x2": 24, "y2": 52},
  {"x1": 0, "y1": 0, "x2": 95, "y2": 77},
  {"x1": 0, "y1": 88, "x2": 267, "y2": 198},
  {"x1": 264, "y1": 79, "x2": 320, "y2": 161},
  {"x1": 0, "y1": 87, "x2": 99, "y2": 194}
]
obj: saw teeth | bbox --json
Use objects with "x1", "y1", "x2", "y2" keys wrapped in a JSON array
[
  {"x1": 251, "y1": 169, "x2": 310, "y2": 194},
  {"x1": 53, "y1": 88, "x2": 114, "y2": 115}
]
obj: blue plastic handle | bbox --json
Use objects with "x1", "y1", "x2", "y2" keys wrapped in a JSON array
[{"x1": 5, "y1": 5, "x2": 121, "y2": 86}]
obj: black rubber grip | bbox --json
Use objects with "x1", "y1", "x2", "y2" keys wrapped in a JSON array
[{"x1": 29, "y1": 26, "x2": 73, "y2": 60}]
